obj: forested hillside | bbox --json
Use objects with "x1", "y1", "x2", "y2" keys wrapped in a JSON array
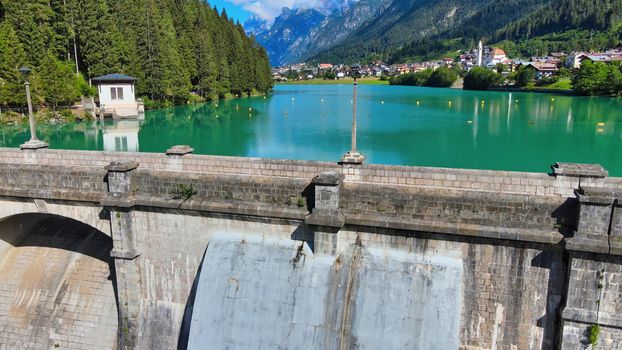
[
  {"x1": 389, "y1": 0, "x2": 549, "y2": 62},
  {"x1": 391, "y1": 0, "x2": 622, "y2": 62},
  {"x1": 492, "y1": 0, "x2": 622, "y2": 56},
  {"x1": 306, "y1": 0, "x2": 622, "y2": 64},
  {"x1": 311, "y1": 0, "x2": 492, "y2": 63},
  {"x1": 0, "y1": 0, "x2": 272, "y2": 108}
]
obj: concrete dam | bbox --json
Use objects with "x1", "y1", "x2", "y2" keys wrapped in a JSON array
[{"x1": 0, "y1": 147, "x2": 621, "y2": 349}]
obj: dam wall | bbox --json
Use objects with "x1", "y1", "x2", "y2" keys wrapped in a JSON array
[{"x1": 0, "y1": 148, "x2": 620, "y2": 349}]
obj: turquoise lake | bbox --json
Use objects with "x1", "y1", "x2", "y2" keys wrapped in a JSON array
[{"x1": 1, "y1": 84, "x2": 622, "y2": 175}]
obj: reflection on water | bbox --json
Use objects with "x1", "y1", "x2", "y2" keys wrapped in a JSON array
[
  {"x1": 1, "y1": 85, "x2": 622, "y2": 175},
  {"x1": 103, "y1": 120, "x2": 140, "y2": 152}
]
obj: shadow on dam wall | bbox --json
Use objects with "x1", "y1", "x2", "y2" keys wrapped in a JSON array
[{"x1": 0, "y1": 213, "x2": 118, "y2": 349}]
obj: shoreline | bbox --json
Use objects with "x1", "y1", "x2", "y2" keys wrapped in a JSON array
[
  {"x1": 488, "y1": 86, "x2": 576, "y2": 96},
  {"x1": 277, "y1": 77, "x2": 389, "y2": 85}
]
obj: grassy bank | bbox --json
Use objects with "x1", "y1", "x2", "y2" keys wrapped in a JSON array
[
  {"x1": 0, "y1": 109, "x2": 95, "y2": 126},
  {"x1": 278, "y1": 77, "x2": 389, "y2": 85},
  {"x1": 538, "y1": 78, "x2": 573, "y2": 91}
]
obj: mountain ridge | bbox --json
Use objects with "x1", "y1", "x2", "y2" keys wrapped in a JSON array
[{"x1": 249, "y1": 0, "x2": 622, "y2": 65}]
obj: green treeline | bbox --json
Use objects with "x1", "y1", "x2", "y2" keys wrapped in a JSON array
[
  {"x1": 572, "y1": 61, "x2": 622, "y2": 95},
  {"x1": 389, "y1": 67, "x2": 459, "y2": 88},
  {"x1": 0, "y1": 0, "x2": 272, "y2": 109}
]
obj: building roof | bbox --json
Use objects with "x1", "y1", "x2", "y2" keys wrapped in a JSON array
[
  {"x1": 490, "y1": 48, "x2": 506, "y2": 57},
  {"x1": 92, "y1": 73, "x2": 138, "y2": 83},
  {"x1": 520, "y1": 62, "x2": 559, "y2": 72}
]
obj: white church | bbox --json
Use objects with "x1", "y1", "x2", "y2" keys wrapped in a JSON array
[{"x1": 476, "y1": 41, "x2": 511, "y2": 68}]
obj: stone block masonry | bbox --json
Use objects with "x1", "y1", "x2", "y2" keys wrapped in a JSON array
[{"x1": 0, "y1": 147, "x2": 621, "y2": 349}]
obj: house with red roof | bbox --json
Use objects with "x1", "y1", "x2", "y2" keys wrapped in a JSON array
[{"x1": 484, "y1": 48, "x2": 511, "y2": 67}]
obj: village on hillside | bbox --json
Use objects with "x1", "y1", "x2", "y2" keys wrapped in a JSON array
[{"x1": 273, "y1": 41, "x2": 622, "y2": 84}]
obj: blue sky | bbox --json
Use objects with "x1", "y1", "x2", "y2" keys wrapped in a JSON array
[
  {"x1": 209, "y1": 0, "x2": 351, "y2": 25},
  {"x1": 209, "y1": 0, "x2": 252, "y2": 23}
]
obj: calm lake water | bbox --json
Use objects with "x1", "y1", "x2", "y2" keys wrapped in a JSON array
[{"x1": 1, "y1": 84, "x2": 622, "y2": 175}]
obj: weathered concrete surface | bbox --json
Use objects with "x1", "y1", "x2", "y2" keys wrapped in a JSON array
[
  {"x1": 124, "y1": 209, "x2": 312, "y2": 350},
  {"x1": 1, "y1": 148, "x2": 622, "y2": 349},
  {"x1": 336, "y1": 229, "x2": 566, "y2": 349},
  {"x1": 0, "y1": 214, "x2": 117, "y2": 350},
  {"x1": 188, "y1": 233, "x2": 462, "y2": 349}
]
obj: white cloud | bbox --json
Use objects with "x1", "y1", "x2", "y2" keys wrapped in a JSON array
[{"x1": 230, "y1": 0, "x2": 354, "y2": 25}]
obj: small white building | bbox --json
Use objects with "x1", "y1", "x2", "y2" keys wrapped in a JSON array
[{"x1": 92, "y1": 74, "x2": 143, "y2": 119}]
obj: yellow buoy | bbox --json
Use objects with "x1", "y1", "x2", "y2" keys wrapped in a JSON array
[
  {"x1": 597, "y1": 128, "x2": 605, "y2": 133},
  {"x1": 597, "y1": 122, "x2": 605, "y2": 126},
  {"x1": 467, "y1": 120, "x2": 473, "y2": 124},
  {"x1": 551, "y1": 98, "x2": 555, "y2": 102},
  {"x1": 416, "y1": 101, "x2": 420, "y2": 105},
  {"x1": 249, "y1": 108, "x2": 252, "y2": 112}
]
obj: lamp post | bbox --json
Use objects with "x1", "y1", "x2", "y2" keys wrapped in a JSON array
[
  {"x1": 340, "y1": 64, "x2": 365, "y2": 164},
  {"x1": 19, "y1": 67, "x2": 47, "y2": 150}
]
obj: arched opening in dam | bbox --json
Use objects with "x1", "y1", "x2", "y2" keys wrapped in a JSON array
[{"x1": 0, "y1": 213, "x2": 118, "y2": 349}]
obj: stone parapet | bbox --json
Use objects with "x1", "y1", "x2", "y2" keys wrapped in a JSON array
[
  {"x1": 2, "y1": 148, "x2": 620, "y2": 197},
  {"x1": 0, "y1": 150, "x2": 616, "y2": 250}
]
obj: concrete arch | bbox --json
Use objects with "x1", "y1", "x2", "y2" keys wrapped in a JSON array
[
  {"x1": 0, "y1": 198, "x2": 111, "y2": 237},
  {"x1": 0, "y1": 212, "x2": 118, "y2": 349}
]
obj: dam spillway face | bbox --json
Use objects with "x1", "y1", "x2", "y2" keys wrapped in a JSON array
[
  {"x1": 0, "y1": 214, "x2": 118, "y2": 349},
  {"x1": 187, "y1": 233, "x2": 462, "y2": 349}
]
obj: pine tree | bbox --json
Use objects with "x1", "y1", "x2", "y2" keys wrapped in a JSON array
[
  {"x1": 38, "y1": 51, "x2": 80, "y2": 108},
  {"x1": 1, "y1": 0, "x2": 60, "y2": 66},
  {"x1": 0, "y1": 21, "x2": 27, "y2": 106},
  {"x1": 67, "y1": 0, "x2": 129, "y2": 77}
]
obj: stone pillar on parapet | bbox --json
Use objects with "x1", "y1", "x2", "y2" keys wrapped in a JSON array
[
  {"x1": 102, "y1": 160, "x2": 141, "y2": 350},
  {"x1": 305, "y1": 171, "x2": 345, "y2": 256},
  {"x1": 551, "y1": 162, "x2": 608, "y2": 197},
  {"x1": 559, "y1": 166, "x2": 622, "y2": 348},
  {"x1": 166, "y1": 145, "x2": 194, "y2": 171},
  {"x1": 340, "y1": 153, "x2": 365, "y2": 182}
]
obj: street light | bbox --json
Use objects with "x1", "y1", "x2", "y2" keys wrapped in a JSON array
[
  {"x1": 19, "y1": 67, "x2": 47, "y2": 150},
  {"x1": 340, "y1": 64, "x2": 365, "y2": 164}
]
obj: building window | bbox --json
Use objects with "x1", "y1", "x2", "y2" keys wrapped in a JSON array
[
  {"x1": 110, "y1": 87, "x2": 124, "y2": 100},
  {"x1": 115, "y1": 137, "x2": 128, "y2": 151}
]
